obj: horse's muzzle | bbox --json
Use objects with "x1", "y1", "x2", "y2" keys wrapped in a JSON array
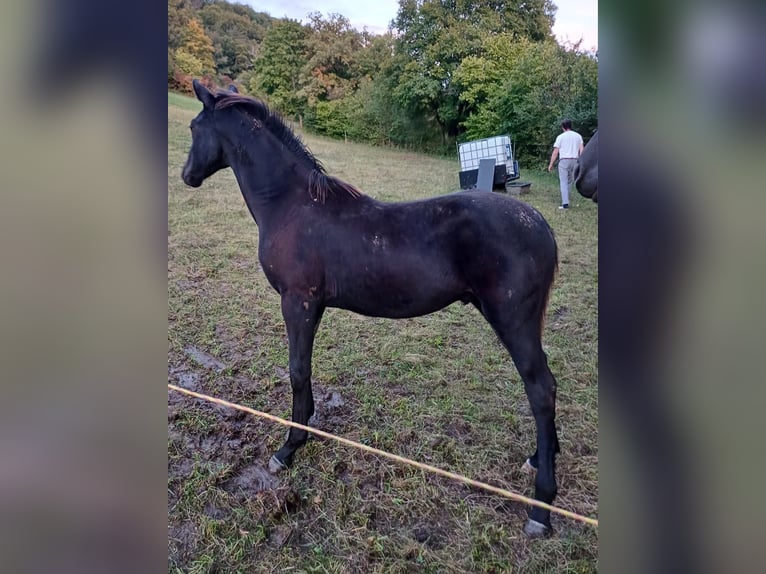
[{"x1": 181, "y1": 166, "x2": 202, "y2": 188}]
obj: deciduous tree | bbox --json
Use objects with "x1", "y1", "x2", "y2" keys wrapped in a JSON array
[
  {"x1": 250, "y1": 19, "x2": 309, "y2": 119},
  {"x1": 182, "y1": 18, "x2": 216, "y2": 74}
]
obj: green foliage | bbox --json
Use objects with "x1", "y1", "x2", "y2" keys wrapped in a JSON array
[
  {"x1": 311, "y1": 100, "x2": 351, "y2": 138},
  {"x1": 391, "y1": 0, "x2": 482, "y2": 142},
  {"x1": 250, "y1": 19, "x2": 309, "y2": 118},
  {"x1": 174, "y1": 48, "x2": 204, "y2": 77},
  {"x1": 455, "y1": 36, "x2": 598, "y2": 165},
  {"x1": 301, "y1": 13, "x2": 364, "y2": 104},
  {"x1": 168, "y1": 0, "x2": 191, "y2": 52},
  {"x1": 167, "y1": 0, "x2": 597, "y2": 164},
  {"x1": 387, "y1": 0, "x2": 562, "y2": 149},
  {"x1": 344, "y1": 79, "x2": 398, "y2": 144},
  {"x1": 357, "y1": 32, "x2": 395, "y2": 80},
  {"x1": 198, "y1": 1, "x2": 271, "y2": 78}
]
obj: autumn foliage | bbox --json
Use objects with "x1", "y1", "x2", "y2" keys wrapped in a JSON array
[{"x1": 168, "y1": 0, "x2": 597, "y2": 162}]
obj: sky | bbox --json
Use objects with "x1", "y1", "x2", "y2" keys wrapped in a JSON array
[{"x1": 243, "y1": 0, "x2": 598, "y2": 51}]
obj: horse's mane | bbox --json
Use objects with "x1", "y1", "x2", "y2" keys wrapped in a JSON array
[{"x1": 213, "y1": 93, "x2": 363, "y2": 203}]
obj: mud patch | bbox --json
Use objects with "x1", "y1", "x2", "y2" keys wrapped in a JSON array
[
  {"x1": 324, "y1": 391, "x2": 345, "y2": 409},
  {"x1": 168, "y1": 361, "x2": 203, "y2": 394},
  {"x1": 308, "y1": 389, "x2": 351, "y2": 432},
  {"x1": 175, "y1": 370, "x2": 200, "y2": 390},
  {"x1": 396, "y1": 428, "x2": 417, "y2": 445},
  {"x1": 359, "y1": 474, "x2": 383, "y2": 499},
  {"x1": 203, "y1": 502, "x2": 230, "y2": 520},
  {"x1": 445, "y1": 419, "x2": 473, "y2": 443},
  {"x1": 214, "y1": 324, "x2": 263, "y2": 368},
  {"x1": 266, "y1": 525, "x2": 293, "y2": 549},
  {"x1": 222, "y1": 463, "x2": 280, "y2": 499},
  {"x1": 168, "y1": 521, "x2": 198, "y2": 566},
  {"x1": 412, "y1": 524, "x2": 447, "y2": 549},
  {"x1": 184, "y1": 345, "x2": 226, "y2": 373}
]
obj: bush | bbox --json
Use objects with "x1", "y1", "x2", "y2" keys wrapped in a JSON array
[
  {"x1": 174, "y1": 48, "x2": 204, "y2": 77},
  {"x1": 311, "y1": 100, "x2": 351, "y2": 139}
]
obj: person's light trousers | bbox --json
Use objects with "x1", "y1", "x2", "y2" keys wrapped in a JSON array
[{"x1": 558, "y1": 158, "x2": 578, "y2": 206}]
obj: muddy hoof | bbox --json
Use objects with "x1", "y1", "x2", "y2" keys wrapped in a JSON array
[
  {"x1": 521, "y1": 458, "x2": 537, "y2": 474},
  {"x1": 268, "y1": 455, "x2": 288, "y2": 474},
  {"x1": 523, "y1": 519, "x2": 552, "y2": 538}
]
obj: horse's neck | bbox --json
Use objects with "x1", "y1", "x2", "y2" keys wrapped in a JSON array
[{"x1": 225, "y1": 139, "x2": 308, "y2": 231}]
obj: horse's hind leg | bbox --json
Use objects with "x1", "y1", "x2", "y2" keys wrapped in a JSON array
[
  {"x1": 522, "y1": 428, "x2": 561, "y2": 473},
  {"x1": 269, "y1": 294, "x2": 324, "y2": 473},
  {"x1": 481, "y1": 301, "x2": 559, "y2": 537}
]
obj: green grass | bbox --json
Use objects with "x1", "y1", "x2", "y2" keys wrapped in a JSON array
[
  {"x1": 168, "y1": 93, "x2": 598, "y2": 573},
  {"x1": 169, "y1": 91, "x2": 202, "y2": 112}
]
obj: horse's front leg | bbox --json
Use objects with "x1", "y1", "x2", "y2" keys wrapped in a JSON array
[{"x1": 269, "y1": 293, "x2": 324, "y2": 473}]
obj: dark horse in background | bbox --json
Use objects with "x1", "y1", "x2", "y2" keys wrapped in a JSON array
[
  {"x1": 575, "y1": 130, "x2": 598, "y2": 202},
  {"x1": 574, "y1": 122, "x2": 701, "y2": 571},
  {"x1": 182, "y1": 80, "x2": 562, "y2": 537},
  {"x1": 575, "y1": 130, "x2": 598, "y2": 203}
]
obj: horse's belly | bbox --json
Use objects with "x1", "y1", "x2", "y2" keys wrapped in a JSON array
[
  {"x1": 332, "y1": 293, "x2": 460, "y2": 319},
  {"x1": 328, "y1": 272, "x2": 463, "y2": 319}
]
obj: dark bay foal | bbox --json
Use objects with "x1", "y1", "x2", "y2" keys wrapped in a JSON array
[{"x1": 181, "y1": 80, "x2": 561, "y2": 536}]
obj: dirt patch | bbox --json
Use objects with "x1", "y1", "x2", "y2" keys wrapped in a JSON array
[
  {"x1": 184, "y1": 345, "x2": 227, "y2": 372},
  {"x1": 222, "y1": 463, "x2": 280, "y2": 499},
  {"x1": 203, "y1": 501, "x2": 230, "y2": 520},
  {"x1": 412, "y1": 523, "x2": 448, "y2": 550},
  {"x1": 389, "y1": 385, "x2": 415, "y2": 397},
  {"x1": 396, "y1": 428, "x2": 418, "y2": 445},
  {"x1": 168, "y1": 361, "x2": 203, "y2": 396},
  {"x1": 307, "y1": 388, "x2": 352, "y2": 433},
  {"x1": 551, "y1": 305, "x2": 571, "y2": 330},
  {"x1": 324, "y1": 391, "x2": 345, "y2": 409},
  {"x1": 333, "y1": 460, "x2": 353, "y2": 485},
  {"x1": 445, "y1": 419, "x2": 474, "y2": 443},
  {"x1": 176, "y1": 371, "x2": 200, "y2": 389},
  {"x1": 358, "y1": 473, "x2": 384, "y2": 500},
  {"x1": 274, "y1": 366, "x2": 290, "y2": 382},
  {"x1": 266, "y1": 524, "x2": 293, "y2": 549},
  {"x1": 168, "y1": 521, "x2": 198, "y2": 567},
  {"x1": 231, "y1": 256, "x2": 259, "y2": 271},
  {"x1": 213, "y1": 324, "x2": 265, "y2": 369}
]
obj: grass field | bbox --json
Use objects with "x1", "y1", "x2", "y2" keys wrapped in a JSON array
[{"x1": 168, "y1": 91, "x2": 598, "y2": 573}]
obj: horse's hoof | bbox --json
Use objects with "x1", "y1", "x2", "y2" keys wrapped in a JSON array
[
  {"x1": 523, "y1": 519, "x2": 553, "y2": 538},
  {"x1": 521, "y1": 458, "x2": 537, "y2": 474},
  {"x1": 268, "y1": 455, "x2": 288, "y2": 474}
]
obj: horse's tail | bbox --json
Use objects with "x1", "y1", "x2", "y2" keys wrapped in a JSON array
[{"x1": 540, "y1": 225, "x2": 559, "y2": 335}]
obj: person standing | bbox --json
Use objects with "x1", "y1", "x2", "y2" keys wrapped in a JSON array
[{"x1": 547, "y1": 119, "x2": 584, "y2": 209}]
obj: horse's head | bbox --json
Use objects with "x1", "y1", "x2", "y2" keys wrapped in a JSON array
[
  {"x1": 181, "y1": 80, "x2": 238, "y2": 188},
  {"x1": 574, "y1": 130, "x2": 598, "y2": 203}
]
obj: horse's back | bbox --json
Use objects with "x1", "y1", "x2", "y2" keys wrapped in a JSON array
[
  {"x1": 379, "y1": 191, "x2": 553, "y2": 237},
  {"x1": 352, "y1": 191, "x2": 557, "y2": 271},
  {"x1": 374, "y1": 191, "x2": 558, "y2": 297},
  {"x1": 432, "y1": 192, "x2": 557, "y2": 263}
]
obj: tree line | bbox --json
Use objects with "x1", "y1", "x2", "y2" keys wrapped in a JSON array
[{"x1": 168, "y1": 0, "x2": 597, "y2": 166}]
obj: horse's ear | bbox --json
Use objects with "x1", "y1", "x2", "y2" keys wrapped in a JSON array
[
  {"x1": 228, "y1": 84, "x2": 239, "y2": 93},
  {"x1": 193, "y1": 79, "x2": 216, "y2": 109}
]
